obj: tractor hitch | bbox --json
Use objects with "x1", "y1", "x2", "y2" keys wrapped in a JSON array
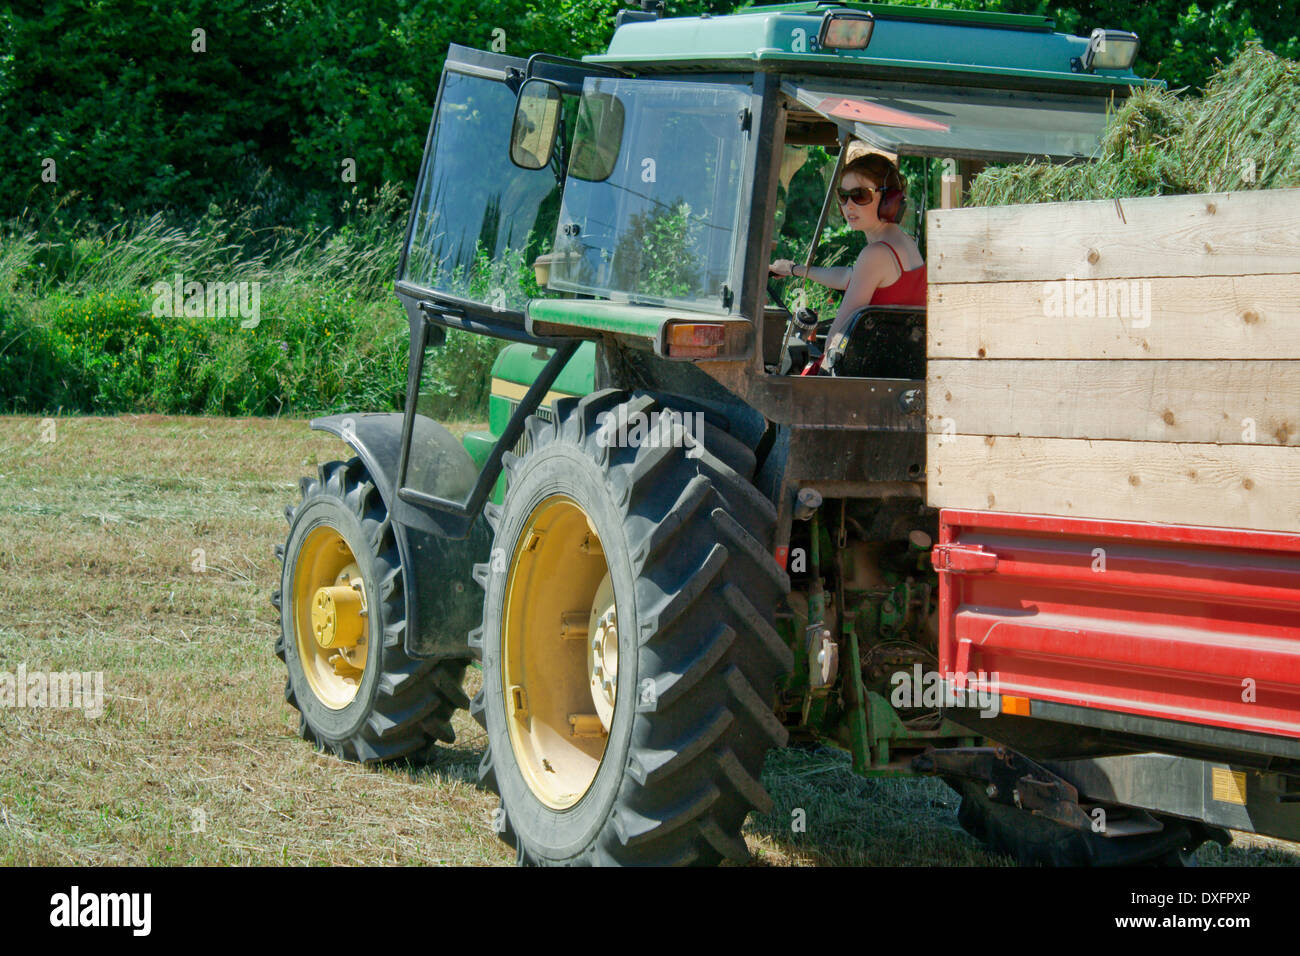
[{"x1": 914, "y1": 745, "x2": 1096, "y2": 833}]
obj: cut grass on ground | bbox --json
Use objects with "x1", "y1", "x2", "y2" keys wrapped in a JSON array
[{"x1": 0, "y1": 415, "x2": 1295, "y2": 866}]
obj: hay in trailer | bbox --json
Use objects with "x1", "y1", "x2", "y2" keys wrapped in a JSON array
[{"x1": 969, "y1": 42, "x2": 1300, "y2": 206}]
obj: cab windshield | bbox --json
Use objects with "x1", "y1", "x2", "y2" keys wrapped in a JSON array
[
  {"x1": 401, "y1": 69, "x2": 568, "y2": 313},
  {"x1": 547, "y1": 77, "x2": 751, "y2": 313}
]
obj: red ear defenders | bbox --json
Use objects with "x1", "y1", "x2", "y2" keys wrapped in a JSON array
[{"x1": 876, "y1": 185, "x2": 906, "y2": 224}]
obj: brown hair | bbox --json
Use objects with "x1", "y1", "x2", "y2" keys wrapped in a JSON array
[{"x1": 842, "y1": 153, "x2": 904, "y2": 192}]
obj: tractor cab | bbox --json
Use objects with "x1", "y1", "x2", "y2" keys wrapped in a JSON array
[{"x1": 390, "y1": 4, "x2": 1151, "y2": 529}]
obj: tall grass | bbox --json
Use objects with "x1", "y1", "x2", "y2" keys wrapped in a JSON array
[{"x1": 0, "y1": 185, "x2": 500, "y2": 419}]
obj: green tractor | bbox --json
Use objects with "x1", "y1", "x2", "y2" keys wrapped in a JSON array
[{"x1": 274, "y1": 2, "x2": 1182, "y2": 865}]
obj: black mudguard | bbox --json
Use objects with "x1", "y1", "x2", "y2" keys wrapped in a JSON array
[{"x1": 311, "y1": 413, "x2": 491, "y2": 661}]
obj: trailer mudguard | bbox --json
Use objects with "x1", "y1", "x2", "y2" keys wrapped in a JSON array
[{"x1": 310, "y1": 413, "x2": 490, "y2": 661}]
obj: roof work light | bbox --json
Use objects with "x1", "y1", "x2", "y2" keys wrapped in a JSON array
[
  {"x1": 818, "y1": 10, "x2": 875, "y2": 51},
  {"x1": 1082, "y1": 28, "x2": 1140, "y2": 71}
]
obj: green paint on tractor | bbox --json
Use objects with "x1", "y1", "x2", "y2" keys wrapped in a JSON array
[
  {"x1": 586, "y1": 2, "x2": 1150, "y2": 89},
  {"x1": 462, "y1": 341, "x2": 596, "y2": 504}
]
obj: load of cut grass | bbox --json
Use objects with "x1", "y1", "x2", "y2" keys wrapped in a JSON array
[{"x1": 969, "y1": 42, "x2": 1300, "y2": 206}]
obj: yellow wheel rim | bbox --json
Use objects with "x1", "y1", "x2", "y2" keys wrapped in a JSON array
[
  {"x1": 293, "y1": 527, "x2": 370, "y2": 710},
  {"x1": 502, "y1": 495, "x2": 616, "y2": 809}
]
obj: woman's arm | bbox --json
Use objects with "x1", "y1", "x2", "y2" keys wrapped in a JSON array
[
  {"x1": 769, "y1": 259, "x2": 853, "y2": 290},
  {"x1": 800, "y1": 263, "x2": 854, "y2": 290}
]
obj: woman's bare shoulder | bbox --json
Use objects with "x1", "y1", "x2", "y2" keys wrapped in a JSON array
[
  {"x1": 855, "y1": 242, "x2": 895, "y2": 266},
  {"x1": 843, "y1": 243, "x2": 897, "y2": 290},
  {"x1": 857, "y1": 239, "x2": 903, "y2": 270},
  {"x1": 885, "y1": 227, "x2": 925, "y2": 266}
]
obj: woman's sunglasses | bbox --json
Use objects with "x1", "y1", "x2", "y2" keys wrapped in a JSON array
[{"x1": 836, "y1": 186, "x2": 882, "y2": 206}]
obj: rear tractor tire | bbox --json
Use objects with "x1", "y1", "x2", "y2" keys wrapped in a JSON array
[
  {"x1": 472, "y1": 390, "x2": 794, "y2": 865},
  {"x1": 273, "y1": 457, "x2": 469, "y2": 763}
]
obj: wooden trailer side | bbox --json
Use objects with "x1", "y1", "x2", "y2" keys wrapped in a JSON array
[{"x1": 925, "y1": 188, "x2": 1300, "y2": 533}]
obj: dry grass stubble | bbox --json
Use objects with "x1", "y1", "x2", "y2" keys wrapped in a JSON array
[{"x1": 0, "y1": 416, "x2": 1293, "y2": 866}]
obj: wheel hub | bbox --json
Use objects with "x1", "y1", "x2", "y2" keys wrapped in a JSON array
[
  {"x1": 292, "y1": 532, "x2": 370, "y2": 709},
  {"x1": 311, "y1": 581, "x2": 365, "y2": 649},
  {"x1": 587, "y1": 575, "x2": 618, "y2": 731}
]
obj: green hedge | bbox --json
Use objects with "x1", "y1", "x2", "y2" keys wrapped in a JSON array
[
  {"x1": 0, "y1": 287, "x2": 403, "y2": 416},
  {"x1": 6, "y1": 2, "x2": 1296, "y2": 228},
  {"x1": 0, "y1": 194, "x2": 503, "y2": 418},
  {"x1": 0, "y1": 282, "x2": 508, "y2": 419},
  {"x1": 0, "y1": 0, "x2": 738, "y2": 228}
]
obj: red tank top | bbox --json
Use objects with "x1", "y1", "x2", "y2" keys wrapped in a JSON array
[
  {"x1": 801, "y1": 241, "x2": 927, "y2": 376},
  {"x1": 868, "y1": 241, "x2": 927, "y2": 306}
]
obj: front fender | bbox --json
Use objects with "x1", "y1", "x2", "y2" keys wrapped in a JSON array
[{"x1": 310, "y1": 413, "x2": 489, "y2": 661}]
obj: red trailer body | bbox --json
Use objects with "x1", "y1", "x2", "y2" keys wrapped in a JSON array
[{"x1": 933, "y1": 510, "x2": 1300, "y2": 742}]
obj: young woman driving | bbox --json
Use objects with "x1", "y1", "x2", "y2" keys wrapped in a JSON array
[{"x1": 769, "y1": 148, "x2": 925, "y2": 372}]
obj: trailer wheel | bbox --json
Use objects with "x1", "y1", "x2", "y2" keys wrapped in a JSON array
[
  {"x1": 949, "y1": 777, "x2": 1225, "y2": 866},
  {"x1": 273, "y1": 458, "x2": 468, "y2": 762},
  {"x1": 472, "y1": 390, "x2": 793, "y2": 865}
]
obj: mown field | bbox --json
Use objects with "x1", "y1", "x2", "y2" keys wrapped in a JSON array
[{"x1": 0, "y1": 415, "x2": 1296, "y2": 866}]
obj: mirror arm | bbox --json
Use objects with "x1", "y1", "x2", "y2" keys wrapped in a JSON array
[
  {"x1": 550, "y1": 115, "x2": 568, "y2": 186},
  {"x1": 525, "y1": 52, "x2": 628, "y2": 88}
]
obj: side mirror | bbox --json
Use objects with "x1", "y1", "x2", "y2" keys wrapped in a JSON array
[
  {"x1": 567, "y1": 91, "x2": 626, "y2": 183},
  {"x1": 510, "y1": 78, "x2": 563, "y2": 170}
]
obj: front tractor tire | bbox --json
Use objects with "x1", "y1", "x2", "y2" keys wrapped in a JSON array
[
  {"x1": 273, "y1": 458, "x2": 468, "y2": 763},
  {"x1": 472, "y1": 390, "x2": 794, "y2": 866}
]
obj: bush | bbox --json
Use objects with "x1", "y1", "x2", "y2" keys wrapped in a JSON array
[
  {"x1": 0, "y1": 195, "x2": 487, "y2": 418},
  {"x1": 0, "y1": 0, "x2": 741, "y2": 228},
  {"x1": 0, "y1": 286, "x2": 411, "y2": 416}
]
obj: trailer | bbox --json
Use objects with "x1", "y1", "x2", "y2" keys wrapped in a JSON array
[{"x1": 922, "y1": 187, "x2": 1300, "y2": 861}]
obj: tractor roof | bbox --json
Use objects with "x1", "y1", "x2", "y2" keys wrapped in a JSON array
[{"x1": 584, "y1": 2, "x2": 1154, "y2": 96}]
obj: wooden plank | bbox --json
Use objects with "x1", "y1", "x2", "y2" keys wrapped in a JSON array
[
  {"x1": 927, "y1": 188, "x2": 1300, "y2": 284},
  {"x1": 928, "y1": 360, "x2": 1300, "y2": 446},
  {"x1": 928, "y1": 273, "x2": 1300, "y2": 359},
  {"x1": 926, "y1": 434, "x2": 1300, "y2": 533}
]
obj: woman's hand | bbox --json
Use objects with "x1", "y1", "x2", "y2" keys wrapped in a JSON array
[{"x1": 769, "y1": 259, "x2": 795, "y2": 277}]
